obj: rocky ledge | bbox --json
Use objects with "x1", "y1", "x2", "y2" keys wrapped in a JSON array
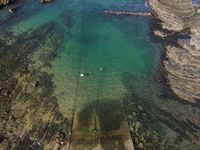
[
  {"x1": 149, "y1": 0, "x2": 200, "y2": 103},
  {"x1": 0, "y1": 0, "x2": 51, "y2": 7}
]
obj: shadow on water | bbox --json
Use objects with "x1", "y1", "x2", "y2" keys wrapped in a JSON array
[
  {"x1": 121, "y1": 72, "x2": 200, "y2": 149},
  {"x1": 78, "y1": 99, "x2": 124, "y2": 134}
]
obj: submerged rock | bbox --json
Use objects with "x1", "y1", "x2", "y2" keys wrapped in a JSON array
[
  {"x1": 122, "y1": 74, "x2": 200, "y2": 149},
  {"x1": 40, "y1": 0, "x2": 51, "y2": 3},
  {"x1": 8, "y1": 7, "x2": 16, "y2": 13},
  {"x1": 149, "y1": 0, "x2": 200, "y2": 103},
  {"x1": 0, "y1": 22, "x2": 70, "y2": 149}
]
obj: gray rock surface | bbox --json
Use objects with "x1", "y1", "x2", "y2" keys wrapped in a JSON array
[{"x1": 149, "y1": 0, "x2": 200, "y2": 102}]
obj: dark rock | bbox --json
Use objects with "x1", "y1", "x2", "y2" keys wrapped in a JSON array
[
  {"x1": 0, "y1": 135, "x2": 5, "y2": 143},
  {"x1": 35, "y1": 81, "x2": 40, "y2": 88}
]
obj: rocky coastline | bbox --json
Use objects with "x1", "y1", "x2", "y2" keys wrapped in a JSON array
[
  {"x1": 0, "y1": 0, "x2": 51, "y2": 6},
  {"x1": 0, "y1": 0, "x2": 71, "y2": 148},
  {"x1": 149, "y1": 0, "x2": 200, "y2": 103}
]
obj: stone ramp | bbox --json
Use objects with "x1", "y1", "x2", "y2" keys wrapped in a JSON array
[{"x1": 69, "y1": 114, "x2": 134, "y2": 150}]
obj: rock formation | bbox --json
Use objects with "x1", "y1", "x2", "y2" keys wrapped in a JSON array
[
  {"x1": 0, "y1": 0, "x2": 16, "y2": 6},
  {"x1": 0, "y1": 0, "x2": 51, "y2": 7},
  {"x1": 0, "y1": 22, "x2": 70, "y2": 149},
  {"x1": 149, "y1": 0, "x2": 200, "y2": 103}
]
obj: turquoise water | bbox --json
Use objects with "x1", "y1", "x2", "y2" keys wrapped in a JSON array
[
  {"x1": 49, "y1": 0, "x2": 156, "y2": 125},
  {"x1": 40, "y1": 0, "x2": 157, "y2": 148},
  {"x1": 0, "y1": 0, "x2": 168, "y2": 148},
  {"x1": 52, "y1": 7, "x2": 156, "y2": 116},
  {"x1": 46, "y1": 1, "x2": 158, "y2": 148},
  {"x1": 1, "y1": 0, "x2": 200, "y2": 149}
]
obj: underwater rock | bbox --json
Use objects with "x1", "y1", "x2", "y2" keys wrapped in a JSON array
[
  {"x1": 122, "y1": 74, "x2": 200, "y2": 149},
  {"x1": 8, "y1": 7, "x2": 17, "y2": 13},
  {"x1": 0, "y1": 135, "x2": 6, "y2": 143},
  {"x1": 59, "y1": 10, "x2": 73, "y2": 29},
  {"x1": 149, "y1": 0, "x2": 200, "y2": 102},
  {"x1": 40, "y1": 0, "x2": 51, "y2": 3},
  {"x1": 35, "y1": 80, "x2": 40, "y2": 88},
  {"x1": 0, "y1": 22, "x2": 70, "y2": 149}
]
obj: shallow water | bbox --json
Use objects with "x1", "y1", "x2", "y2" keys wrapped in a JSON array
[
  {"x1": 48, "y1": 0, "x2": 157, "y2": 148},
  {"x1": 1, "y1": 0, "x2": 200, "y2": 149}
]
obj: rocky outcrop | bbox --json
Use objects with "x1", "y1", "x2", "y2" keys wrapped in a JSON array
[
  {"x1": 149, "y1": 0, "x2": 196, "y2": 37},
  {"x1": 0, "y1": 0, "x2": 51, "y2": 8},
  {"x1": 149, "y1": 0, "x2": 200, "y2": 103},
  {"x1": 0, "y1": 0, "x2": 16, "y2": 6}
]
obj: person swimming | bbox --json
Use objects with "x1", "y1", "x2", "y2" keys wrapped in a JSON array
[{"x1": 80, "y1": 72, "x2": 90, "y2": 77}]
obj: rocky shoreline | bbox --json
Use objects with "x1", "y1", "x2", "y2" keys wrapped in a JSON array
[
  {"x1": 0, "y1": 0, "x2": 51, "y2": 6},
  {"x1": 149, "y1": 0, "x2": 200, "y2": 103},
  {"x1": 0, "y1": 1, "x2": 71, "y2": 147}
]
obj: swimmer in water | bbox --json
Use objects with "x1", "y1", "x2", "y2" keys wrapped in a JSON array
[{"x1": 80, "y1": 73, "x2": 90, "y2": 77}]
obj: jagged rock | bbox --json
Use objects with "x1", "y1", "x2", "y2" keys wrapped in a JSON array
[
  {"x1": 149, "y1": 0, "x2": 200, "y2": 102},
  {"x1": 0, "y1": 0, "x2": 16, "y2": 7}
]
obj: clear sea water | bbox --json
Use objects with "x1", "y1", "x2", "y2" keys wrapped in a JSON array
[{"x1": 1, "y1": 0, "x2": 200, "y2": 149}]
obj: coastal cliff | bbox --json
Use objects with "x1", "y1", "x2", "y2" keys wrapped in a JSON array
[{"x1": 149, "y1": 0, "x2": 200, "y2": 103}]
